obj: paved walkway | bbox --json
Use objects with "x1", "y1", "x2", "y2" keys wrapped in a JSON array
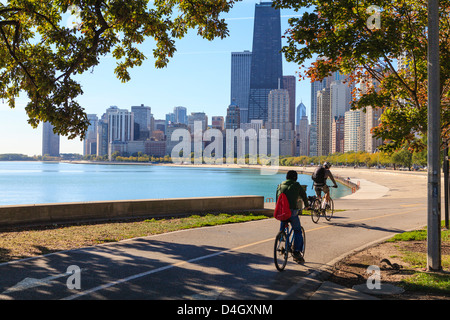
[
  {"x1": 270, "y1": 167, "x2": 430, "y2": 299},
  {"x1": 0, "y1": 167, "x2": 432, "y2": 300}
]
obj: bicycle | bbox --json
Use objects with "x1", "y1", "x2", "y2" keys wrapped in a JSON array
[
  {"x1": 308, "y1": 185, "x2": 336, "y2": 223},
  {"x1": 273, "y1": 220, "x2": 306, "y2": 271}
]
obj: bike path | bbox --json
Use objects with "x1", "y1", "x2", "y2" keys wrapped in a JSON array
[{"x1": 0, "y1": 168, "x2": 429, "y2": 300}]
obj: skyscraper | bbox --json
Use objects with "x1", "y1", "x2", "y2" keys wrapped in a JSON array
[
  {"x1": 309, "y1": 79, "x2": 328, "y2": 157},
  {"x1": 344, "y1": 109, "x2": 364, "y2": 152},
  {"x1": 174, "y1": 106, "x2": 188, "y2": 125},
  {"x1": 317, "y1": 87, "x2": 332, "y2": 156},
  {"x1": 298, "y1": 115, "x2": 309, "y2": 156},
  {"x1": 311, "y1": 79, "x2": 328, "y2": 125},
  {"x1": 283, "y1": 75, "x2": 296, "y2": 126},
  {"x1": 84, "y1": 114, "x2": 98, "y2": 156},
  {"x1": 42, "y1": 122, "x2": 60, "y2": 157},
  {"x1": 211, "y1": 116, "x2": 225, "y2": 131},
  {"x1": 330, "y1": 80, "x2": 352, "y2": 118},
  {"x1": 131, "y1": 104, "x2": 152, "y2": 141},
  {"x1": 231, "y1": 50, "x2": 252, "y2": 124},
  {"x1": 106, "y1": 106, "x2": 134, "y2": 143},
  {"x1": 331, "y1": 116, "x2": 345, "y2": 153},
  {"x1": 225, "y1": 102, "x2": 240, "y2": 130},
  {"x1": 296, "y1": 101, "x2": 307, "y2": 128},
  {"x1": 248, "y1": 2, "x2": 283, "y2": 123},
  {"x1": 188, "y1": 112, "x2": 208, "y2": 132},
  {"x1": 296, "y1": 101, "x2": 308, "y2": 156},
  {"x1": 267, "y1": 89, "x2": 294, "y2": 156},
  {"x1": 97, "y1": 117, "x2": 108, "y2": 157}
]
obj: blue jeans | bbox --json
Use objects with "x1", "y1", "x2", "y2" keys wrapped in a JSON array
[{"x1": 279, "y1": 209, "x2": 303, "y2": 252}]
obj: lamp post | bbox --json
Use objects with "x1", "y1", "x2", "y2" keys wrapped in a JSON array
[{"x1": 427, "y1": 0, "x2": 442, "y2": 271}]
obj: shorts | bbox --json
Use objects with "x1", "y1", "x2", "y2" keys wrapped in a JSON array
[{"x1": 314, "y1": 184, "x2": 329, "y2": 197}]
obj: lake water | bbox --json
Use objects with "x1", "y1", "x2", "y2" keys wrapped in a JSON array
[{"x1": 0, "y1": 162, "x2": 352, "y2": 206}]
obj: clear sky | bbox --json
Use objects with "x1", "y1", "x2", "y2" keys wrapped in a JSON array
[{"x1": 0, "y1": 0, "x2": 314, "y2": 156}]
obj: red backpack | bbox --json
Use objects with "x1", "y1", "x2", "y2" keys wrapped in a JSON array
[{"x1": 274, "y1": 193, "x2": 291, "y2": 221}]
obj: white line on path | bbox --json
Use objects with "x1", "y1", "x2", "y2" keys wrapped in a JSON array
[
  {"x1": 61, "y1": 238, "x2": 270, "y2": 300},
  {"x1": 62, "y1": 208, "x2": 420, "y2": 300}
]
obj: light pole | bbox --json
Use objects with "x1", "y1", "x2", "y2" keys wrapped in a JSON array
[{"x1": 427, "y1": 0, "x2": 442, "y2": 271}]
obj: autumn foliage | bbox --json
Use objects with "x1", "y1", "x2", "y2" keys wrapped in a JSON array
[{"x1": 275, "y1": 0, "x2": 450, "y2": 153}]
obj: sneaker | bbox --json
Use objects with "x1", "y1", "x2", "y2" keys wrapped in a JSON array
[{"x1": 293, "y1": 251, "x2": 305, "y2": 264}]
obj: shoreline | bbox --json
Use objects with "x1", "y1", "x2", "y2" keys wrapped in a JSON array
[
  {"x1": 64, "y1": 160, "x2": 360, "y2": 192},
  {"x1": 0, "y1": 161, "x2": 355, "y2": 207}
]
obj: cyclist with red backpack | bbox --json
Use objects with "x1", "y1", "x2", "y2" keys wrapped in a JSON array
[{"x1": 275, "y1": 170, "x2": 309, "y2": 263}]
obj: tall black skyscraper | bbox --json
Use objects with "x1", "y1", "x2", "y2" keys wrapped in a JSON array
[{"x1": 248, "y1": 2, "x2": 283, "y2": 123}]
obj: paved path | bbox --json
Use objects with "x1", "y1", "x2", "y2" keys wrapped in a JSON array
[{"x1": 0, "y1": 168, "x2": 431, "y2": 300}]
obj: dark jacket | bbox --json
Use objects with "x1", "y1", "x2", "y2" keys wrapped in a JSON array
[{"x1": 276, "y1": 179, "x2": 309, "y2": 210}]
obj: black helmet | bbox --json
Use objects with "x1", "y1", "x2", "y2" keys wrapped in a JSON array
[{"x1": 323, "y1": 161, "x2": 331, "y2": 169}]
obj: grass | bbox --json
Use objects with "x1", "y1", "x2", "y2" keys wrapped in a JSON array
[
  {"x1": 402, "y1": 272, "x2": 450, "y2": 294},
  {"x1": 385, "y1": 222, "x2": 450, "y2": 295},
  {"x1": 0, "y1": 212, "x2": 268, "y2": 263}
]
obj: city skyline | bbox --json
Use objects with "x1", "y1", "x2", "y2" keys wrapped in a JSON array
[{"x1": 0, "y1": 1, "x2": 312, "y2": 156}]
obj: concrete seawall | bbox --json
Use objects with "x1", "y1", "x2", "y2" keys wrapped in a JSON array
[{"x1": 0, "y1": 195, "x2": 266, "y2": 229}]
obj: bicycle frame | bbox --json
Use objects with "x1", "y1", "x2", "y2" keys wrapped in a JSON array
[
  {"x1": 274, "y1": 221, "x2": 305, "y2": 271},
  {"x1": 309, "y1": 186, "x2": 335, "y2": 224}
]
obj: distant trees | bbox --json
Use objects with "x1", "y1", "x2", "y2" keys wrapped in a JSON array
[
  {"x1": 0, "y1": 150, "x2": 429, "y2": 170},
  {"x1": 280, "y1": 149, "x2": 428, "y2": 171},
  {"x1": 0, "y1": 153, "x2": 34, "y2": 161}
]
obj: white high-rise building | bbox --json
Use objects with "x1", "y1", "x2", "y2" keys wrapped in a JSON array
[
  {"x1": 344, "y1": 109, "x2": 365, "y2": 152},
  {"x1": 330, "y1": 80, "x2": 352, "y2": 118},
  {"x1": 106, "y1": 106, "x2": 134, "y2": 143}
]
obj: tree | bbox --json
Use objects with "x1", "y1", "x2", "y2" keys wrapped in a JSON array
[
  {"x1": 391, "y1": 146, "x2": 413, "y2": 170},
  {"x1": 0, "y1": 0, "x2": 238, "y2": 139},
  {"x1": 274, "y1": 0, "x2": 450, "y2": 153}
]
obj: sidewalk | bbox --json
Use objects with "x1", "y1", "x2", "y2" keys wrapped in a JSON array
[{"x1": 310, "y1": 281, "x2": 379, "y2": 300}]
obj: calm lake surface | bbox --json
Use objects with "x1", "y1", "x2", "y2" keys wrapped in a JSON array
[{"x1": 0, "y1": 162, "x2": 352, "y2": 206}]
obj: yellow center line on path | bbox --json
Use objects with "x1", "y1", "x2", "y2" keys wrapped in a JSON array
[
  {"x1": 61, "y1": 208, "x2": 423, "y2": 300},
  {"x1": 400, "y1": 203, "x2": 424, "y2": 207},
  {"x1": 306, "y1": 208, "x2": 423, "y2": 232}
]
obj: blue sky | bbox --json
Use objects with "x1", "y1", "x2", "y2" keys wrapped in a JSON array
[{"x1": 0, "y1": 1, "x2": 314, "y2": 156}]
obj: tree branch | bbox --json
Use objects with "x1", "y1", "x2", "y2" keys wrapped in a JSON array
[
  {"x1": 56, "y1": 1, "x2": 110, "y2": 83},
  {"x1": 0, "y1": 20, "x2": 38, "y2": 89}
]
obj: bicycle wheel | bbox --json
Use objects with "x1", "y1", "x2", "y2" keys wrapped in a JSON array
[
  {"x1": 274, "y1": 231, "x2": 289, "y2": 271},
  {"x1": 324, "y1": 198, "x2": 334, "y2": 221},
  {"x1": 300, "y1": 226, "x2": 306, "y2": 256},
  {"x1": 311, "y1": 199, "x2": 321, "y2": 223}
]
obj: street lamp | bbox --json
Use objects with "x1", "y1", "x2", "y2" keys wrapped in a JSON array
[{"x1": 427, "y1": 0, "x2": 442, "y2": 271}]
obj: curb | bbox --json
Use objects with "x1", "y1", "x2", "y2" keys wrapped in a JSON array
[{"x1": 278, "y1": 224, "x2": 427, "y2": 300}]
